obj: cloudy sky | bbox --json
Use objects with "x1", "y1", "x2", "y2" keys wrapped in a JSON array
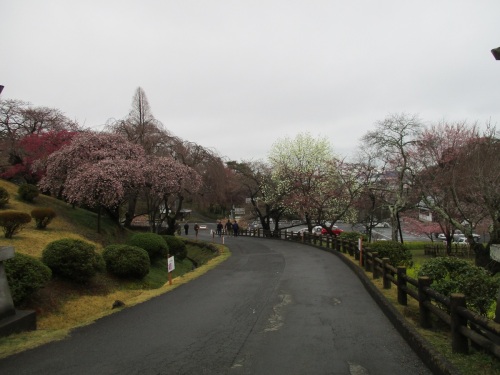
[{"x1": 2, "y1": 1, "x2": 500, "y2": 161}]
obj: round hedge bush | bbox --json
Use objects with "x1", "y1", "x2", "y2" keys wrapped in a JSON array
[
  {"x1": 31, "y1": 207, "x2": 57, "y2": 229},
  {"x1": 0, "y1": 210, "x2": 32, "y2": 238},
  {"x1": 418, "y1": 257, "x2": 500, "y2": 316},
  {"x1": 42, "y1": 239, "x2": 104, "y2": 283},
  {"x1": 0, "y1": 186, "x2": 9, "y2": 208},
  {"x1": 18, "y1": 183, "x2": 39, "y2": 202},
  {"x1": 126, "y1": 233, "x2": 169, "y2": 262},
  {"x1": 5, "y1": 253, "x2": 52, "y2": 306},
  {"x1": 102, "y1": 244, "x2": 150, "y2": 279},
  {"x1": 367, "y1": 240, "x2": 413, "y2": 267},
  {"x1": 162, "y1": 235, "x2": 187, "y2": 260}
]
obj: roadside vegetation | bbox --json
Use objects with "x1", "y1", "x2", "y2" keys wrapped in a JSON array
[
  {"x1": 316, "y1": 234, "x2": 500, "y2": 375},
  {"x1": 0, "y1": 179, "x2": 229, "y2": 359}
]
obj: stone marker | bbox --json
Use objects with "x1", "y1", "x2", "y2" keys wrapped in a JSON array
[{"x1": 0, "y1": 246, "x2": 36, "y2": 337}]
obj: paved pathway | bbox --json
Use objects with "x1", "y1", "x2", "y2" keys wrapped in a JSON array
[{"x1": 0, "y1": 230, "x2": 432, "y2": 374}]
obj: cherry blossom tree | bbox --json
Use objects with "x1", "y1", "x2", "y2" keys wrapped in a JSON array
[
  {"x1": 267, "y1": 133, "x2": 360, "y2": 233},
  {"x1": 361, "y1": 113, "x2": 423, "y2": 242},
  {"x1": 39, "y1": 132, "x2": 146, "y2": 232},
  {"x1": 142, "y1": 156, "x2": 202, "y2": 234},
  {"x1": 0, "y1": 99, "x2": 78, "y2": 173},
  {"x1": 400, "y1": 211, "x2": 443, "y2": 241},
  {"x1": 1, "y1": 130, "x2": 76, "y2": 183},
  {"x1": 227, "y1": 160, "x2": 286, "y2": 231}
]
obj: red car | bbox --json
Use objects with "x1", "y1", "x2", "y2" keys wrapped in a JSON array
[{"x1": 313, "y1": 225, "x2": 343, "y2": 236}]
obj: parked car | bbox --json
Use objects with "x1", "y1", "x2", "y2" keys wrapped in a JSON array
[
  {"x1": 313, "y1": 225, "x2": 343, "y2": 236},
  {"x1": 453, "y1": 237, "x2": 469, "y2": 246},
  {"x1": 437, "y1": 233, "x2": 447, "y2": 240}
]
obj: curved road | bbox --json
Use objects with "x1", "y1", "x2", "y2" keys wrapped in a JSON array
[{"x1": 0, "y1": 231, "x2": 432, "y2": 375}]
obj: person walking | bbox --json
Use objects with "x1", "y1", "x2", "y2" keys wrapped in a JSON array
[
  {"x1": 225, "y1": 220, "x2": 232, "y2": 236},
  {"x1": 194, "y1": 223, "x2": 200, "y2": 239},
  {"x1": 232, "y1": 220, "x2": 239, "y2": 237},
  {"x1": 184, "y1": 222, "x2": 189, "y2": 235},
  {"x1": 216, "y1": 221, "x2": 223, "y2": 237}
]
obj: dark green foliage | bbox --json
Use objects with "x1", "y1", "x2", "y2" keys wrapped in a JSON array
[
  {"x1": 339, "y1": 231, "x2": 368, "y2": 242},
  {"x1": 18, "y1": 183, "x2": 39, "y2": 202},
  {"x1": 0, "y1": 186, "x2": 9, "y2": 208},
  {"x1": 42, "y1": 239, "x2": 104, "y2": 283},
  {"x1": 367, "y1": 240, "x2": 413, "y2": 267},
  {"x1": 418, "y1": 257, "x2": 500, "y2": 316},
  {"x1": 31, "y1": 207, "x2": 57, "y2": 229},
  {"x1": 162, "y1": 235, "x2": 187, "y2": 260},
  {"x1": 102, "y1": 244, "x2": 150, "y2": 279},
  {"x1": 5, "y1": 253, "x2": 52, "y2": 305},
  {"x1": 0, "y1": 210, "x2": 32, "y2": 238},
  {"x1": 183, "y1": 239, "x2": 219, "y2": 254},
  {"x1": 127, "y1": 233, "x2": 169, "y2": 262}
]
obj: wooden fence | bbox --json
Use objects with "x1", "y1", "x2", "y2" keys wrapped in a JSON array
[{"x1": 237, "y1": 227, "x2": 500, "y2": 359}]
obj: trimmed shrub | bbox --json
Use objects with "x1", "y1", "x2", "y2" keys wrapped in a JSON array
[
  {"x1": 127, "y1": 233, "x2": 169, "y2": 262},
  {"x1": 0, "y1": 186, "x2": 9, "y2": 208},
  {"x1": 42, "y1": 239, "x2": 104, "y2": 283},
  {"x1": 31, "y1": 207, "x2": 57, "y2": 229},
  {"x1": 339, "y1": 231, "x2": 368, "y2": 242},
  {"x1": 102, "y1": 244, "x2": 150, "y2": 279},
  {"x1": 18, "y1": 183, "x2": 39, "y2": 202},
  {"x1": 367, "y1": 240, "x2": 413, "y2": 267},
  {"x1": 162, "y1": 235, "x2": 187, "y2": 260},
  {"x1": 5, "y1": 253, "x2": 52, "y2": 306},
  {"x1": 418, "y1": 257, "x2": 500, "y2": 316},
  {"x1": 0, "y1": 210, "x2": 32, "y2": 238}
]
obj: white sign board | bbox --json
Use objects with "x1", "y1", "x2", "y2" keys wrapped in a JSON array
[
  {"x1": 167, "y1": 256, "x2": 175, "y2": 272},
  {"x1": 490, "y1": 244, "x2": 500, "y2": 263}
]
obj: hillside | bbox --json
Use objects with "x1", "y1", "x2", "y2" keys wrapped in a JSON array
[
  {"x1": 0, "y1": 179, "x2": 127, "y2": 255},
  {"x1": 0, "y1": 179, "x2": 229, "y2": 358}
]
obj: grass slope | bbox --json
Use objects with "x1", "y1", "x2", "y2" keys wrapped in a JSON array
[{"x1": 0, "y1": 179, "x2": 230, "y2": 358}]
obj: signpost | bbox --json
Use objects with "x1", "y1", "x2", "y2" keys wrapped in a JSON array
[{"x1": 167, "y1": 256, "x2": 175, "y2": 285}]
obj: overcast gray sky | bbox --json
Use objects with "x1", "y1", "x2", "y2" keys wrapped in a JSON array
[{"x1": 2, "y1": 1, "x2": 500, "y2": 161}]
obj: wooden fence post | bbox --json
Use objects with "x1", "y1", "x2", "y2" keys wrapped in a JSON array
[
  {"x1": 397, "y1": 266, "x2": 407, "y2": 306},
  {"x1": 364, "y1": 251, "x2": 371, "y2": 272},
  {"x1": 450, "y1": 293, "x2": 469, "y2": 354},
  {"x1": 382, "y1": 258, "x2": 391, "y2": 289},
  {"x1": 372, "y1": 252, "x2": 380, "y2": 279},
  {"x1": 418, "y1": 277, "x2": 432, "y2": 329}
]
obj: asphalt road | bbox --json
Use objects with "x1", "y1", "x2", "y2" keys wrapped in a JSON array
[{"x1": 0, "y1": 230, "x2": 432, "y2": 375}]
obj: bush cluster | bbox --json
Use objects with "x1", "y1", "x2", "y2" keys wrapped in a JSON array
[
  {"x1": 0, "y1": 210, "x2": 32, "y2": 238},
  {"x1": 162, "y1": 235, "x2": 187, "y2": 260},
  {"x1": 18, "y1": 183, "x2": 39, "y2": 202},
  {"x1": 339, "y1": 231, "x2": 368, "y2": 242},
  {"x1": 102, "y1": 244, "x2": 150, "y2": 279},
  {"x1": 42, "y1": 239, "x2": 104, "y2": 283},
  {"x1": 126, "y1": 233, "x2": 169, "y2": 262},
  {"x1": 418, "y1": 257, "x2": 500, "y2": 316},
  {"x1": 367, "y1": 240, "x2": 413, "y2": 267},
  {"x1": 0, "y1": 186, "x2": 9, "y2": 208},
  {"x1": 5, "y1": 253, "x2": 52, "y2": 306},
  {"x1": 31, "y1": 207, "x2": 57, "y2": 229}
]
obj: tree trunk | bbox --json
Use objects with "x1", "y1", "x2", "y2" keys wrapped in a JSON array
[{"x1": 124, "y1": 192, "x2": 138, "y2": 228}]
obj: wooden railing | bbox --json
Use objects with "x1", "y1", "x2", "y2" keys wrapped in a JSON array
[{"x1": 238, "y1": 228, "x2": 500, "y2": 359}]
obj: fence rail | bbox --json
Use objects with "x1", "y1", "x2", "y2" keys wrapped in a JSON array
[{"x1": 235, "y1": 227, "x2": 500, "y2": 359}]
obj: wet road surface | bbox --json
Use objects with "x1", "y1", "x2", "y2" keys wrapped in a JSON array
[{"x1": 0, "y1": 231, "x2": 432, "y2": 375}]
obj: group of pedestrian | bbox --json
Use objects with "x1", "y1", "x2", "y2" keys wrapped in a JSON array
[
  {"x1": 215, "y1": 219, "x2": 239, "y2": 237},
  {"x1": 183, "y1": 222, "x2": 200, "y2": 238},
  {"x1": 179, "y1": 219, "x2": 239, "y2": 239}
]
